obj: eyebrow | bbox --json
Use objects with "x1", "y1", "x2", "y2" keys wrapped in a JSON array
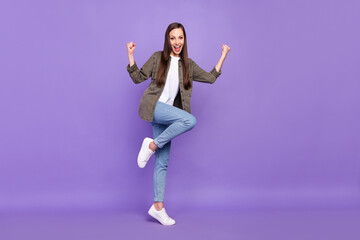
[{"x1": 170, "y1": 35, "x2": 184, "y2": 37}]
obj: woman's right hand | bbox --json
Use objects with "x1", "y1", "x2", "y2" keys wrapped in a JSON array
[{"x1": 127, "y1": 41, "x2": 136, "y2": 56}]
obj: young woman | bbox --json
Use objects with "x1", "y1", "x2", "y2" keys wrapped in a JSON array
[{"x1": 126, "y1": 22, "x2": 230, "y2": 225}]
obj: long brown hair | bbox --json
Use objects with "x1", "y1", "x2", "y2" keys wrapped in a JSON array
[{"x1": 156, "y1": 22, "x2": 191, "y2": 90}]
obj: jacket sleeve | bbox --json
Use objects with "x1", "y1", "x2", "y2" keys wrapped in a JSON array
[
  {"x1": 191, "y1": 58, "x2": 222, "y2": 84},
  {"x1": 126, "y1": 52, "x2": 156, "y2": 84}
]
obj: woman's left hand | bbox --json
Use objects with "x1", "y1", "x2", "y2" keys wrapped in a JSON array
[{"x1": 221, "y1": 44, "x2": 231, "y2": 56}]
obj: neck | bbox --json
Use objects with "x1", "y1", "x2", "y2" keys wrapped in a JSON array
[{"x1": 170, "y1": 52, "x2": 180, "y2": 58}]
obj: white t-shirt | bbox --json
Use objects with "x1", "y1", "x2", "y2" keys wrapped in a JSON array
[{"x1": 158, "y1": 55, "x2": 180, "y2": 106}]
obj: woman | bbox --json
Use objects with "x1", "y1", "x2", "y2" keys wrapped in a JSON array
[{"x1": 126, "y1": 22, "x2": 230, "y2": 225}]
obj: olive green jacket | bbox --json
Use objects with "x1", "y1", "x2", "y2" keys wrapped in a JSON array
[{"x1": 126, "y1": 51, "x2": 222, "y2": 122}]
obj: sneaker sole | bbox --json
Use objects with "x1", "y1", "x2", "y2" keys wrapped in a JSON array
[
  {"x1": 148, "y1": 209, "x2": 175, "y2": 226},
  {"x1": 137, "y1": 138, "x2": 153, "y2": 168}
]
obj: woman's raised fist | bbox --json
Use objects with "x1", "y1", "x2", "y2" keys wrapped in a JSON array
[
  {"x1": 221, "y1": 44, "x2": 230, "y2": 56},
  {"x1": 126, "y1": 41, "x2": 136, "y2": 55}
]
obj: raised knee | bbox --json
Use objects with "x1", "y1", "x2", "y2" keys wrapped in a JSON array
[{"x1": 186, "y1": 115, "x2": 196, "y2": 129}]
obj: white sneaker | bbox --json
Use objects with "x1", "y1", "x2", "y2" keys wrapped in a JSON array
[
  {"x1": 137, "y1": 137, "x2": 155, "y2": 168},
  {"x1": 148, "y1": 204, "x2": 176, "y2": 225}
]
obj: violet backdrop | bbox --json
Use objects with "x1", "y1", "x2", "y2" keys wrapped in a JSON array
[{"x1": 0, "y1": 0, "x2": 359, "y2": 212}]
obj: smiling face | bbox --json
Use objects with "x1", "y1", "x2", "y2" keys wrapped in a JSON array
[{"x1": 169, "y1": 28, "x2": 184, "y2": 57}]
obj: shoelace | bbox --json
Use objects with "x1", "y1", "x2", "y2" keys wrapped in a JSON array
[
  {"x1": 145, "y1": 149, "x2": 154, "y2": 161},
  {"x1": 162, "y1": 209, "x2": 172, "y2": 221}
]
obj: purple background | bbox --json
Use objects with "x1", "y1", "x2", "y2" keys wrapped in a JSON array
[{"x1": 0, "y1": 0, "x2": 360, "y2": 238}]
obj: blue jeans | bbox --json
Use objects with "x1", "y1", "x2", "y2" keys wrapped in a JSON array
[{"x1": 151, "y1": 101, "x2": 196, "y2": 202}]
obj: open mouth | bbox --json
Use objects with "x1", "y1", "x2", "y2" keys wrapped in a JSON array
[{"x1": 174, "y1": 45, "x2": 181, "y2": 52}]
